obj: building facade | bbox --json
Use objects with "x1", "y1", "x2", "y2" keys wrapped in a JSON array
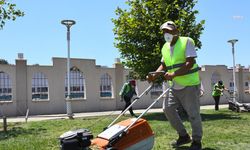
[{"x1": 0, "y1": 57, "x2": 250, "y2": 116}]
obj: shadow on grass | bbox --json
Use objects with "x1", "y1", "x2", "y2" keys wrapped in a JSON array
[
  {"x1": 174, "y1": 146, "x2": 217, "y2": 150},
  {"x1": 0, "y1": 126, "x2": 47, "y2": 141},
  {"x1": 142, "y1": 112, "x2": 167, "y2": 121},
  {"x1": 201, "y1": 112, "x2": 242, "y2": 121},
  {"x1": 142, "y1": 111, "x2": 242, "y2": 122},
  {"x1": 174, "y1": 146, "x2": 189, "y2": 150}
]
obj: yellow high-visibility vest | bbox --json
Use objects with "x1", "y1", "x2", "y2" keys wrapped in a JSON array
[{"x1": 161, "y1": 36, "x2": 200, "y2": 86}]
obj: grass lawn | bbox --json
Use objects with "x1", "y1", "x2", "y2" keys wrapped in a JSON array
[{"x1": 1, "y1": 109, "x2": 250, "y2": 150}]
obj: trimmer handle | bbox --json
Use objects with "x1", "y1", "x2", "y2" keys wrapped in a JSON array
[
  {"x1": 147, "y1": 71, "x2": 168, "y2": 83},
  {"x1": 148, "y1": 71, "x2": 165, "y2": 75}
]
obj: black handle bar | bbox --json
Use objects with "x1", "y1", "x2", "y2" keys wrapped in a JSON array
[{"x1": 148, "y1": 71, "x2": 165, "y2": 75}]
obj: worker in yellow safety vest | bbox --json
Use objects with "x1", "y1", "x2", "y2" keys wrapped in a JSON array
[
  {"x1": 119, "y1": 80, "x2": 137, "y2": 117},
  {"x1": 212, "y1": 80, "x2": 228, "y2": 110},
  {"x1": 147, "y1": 21, "x2": 202, "y2": 150}
]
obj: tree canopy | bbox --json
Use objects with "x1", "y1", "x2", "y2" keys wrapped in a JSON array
[
  {"x1": 0, "y1": 0, "x2": 24, "y2": 29},
  {"x1": 112, "y1": 0, "x2": 205, "y2": 80},
  {"x1": 0, "y1": 59, "x2": 8, "y2": 64}
]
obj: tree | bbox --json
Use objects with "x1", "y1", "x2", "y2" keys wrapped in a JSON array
[
  {"x1": 112, "y1": 0, "x2": 205, "y2": 80},
  {"x1": 0, "y1": 59, "x2": 8, "y2": 64},
  {"x1": 0, "y1": 0, "x2": 24, "y2": 29}
]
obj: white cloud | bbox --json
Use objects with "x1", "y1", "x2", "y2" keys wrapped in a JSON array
[{"x1": 232, "y1": 15, "x2": 244, "y2": 20}]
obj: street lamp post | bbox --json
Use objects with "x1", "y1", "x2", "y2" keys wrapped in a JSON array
[
  {"x1": 227, "y1": 39, "x2": 238, "y2": 102},
  {"x1": 61, "y1": 20, "x2": 76, "y2": 119}
]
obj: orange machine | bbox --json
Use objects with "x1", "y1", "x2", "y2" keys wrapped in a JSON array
[
  {"x1": 91, "y1": 118, "x2": 154, "y2": 150},
  {"x1": 59, "y1": 72, "x2": 171, "y2": 150}
]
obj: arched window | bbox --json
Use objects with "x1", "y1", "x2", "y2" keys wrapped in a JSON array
[
  {"x1": 211, "y1": 72, "x2": 221, "y2": 85},
  {"x1": 100, "y1": 73, "x2": 112, "y2": 97},
  {"x1": 211, "y1": 71, "x2": 221, "y2": 90},
  {"x1": 229, "y1": 80, "x2": 235, "y2": 93},
  {"x1": 150, "y1": 82, "x2": 169, "y2": 98},
  {"x1": 244, "y1": 76, "x2": 250, "y2": 93},
  {"x1": 65, "y1": 67, "x2": 85, "y2": 99},
  {"x1": 150, "y1": 83, "x2": 163, "y2": 97},
  {"x1": 32, "y1": 72, "x2": 49, "y2": 100},
  {"x1": 0, "y1": 72, "x2": 12, "y2": 101}
]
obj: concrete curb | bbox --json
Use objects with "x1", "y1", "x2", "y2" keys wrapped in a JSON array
[{"x1": 2, "y1": 104, "x2": 228, "y2": 123}]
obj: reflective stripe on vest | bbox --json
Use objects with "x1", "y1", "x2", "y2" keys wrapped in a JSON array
[
  {"x1": 161, "y1": 36, "x2": 200, "y2": 86},
  {"x1": 212, "y1": 83, "x2": 224, "y2": 96}
]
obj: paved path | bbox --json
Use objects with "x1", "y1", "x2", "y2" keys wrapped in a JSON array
[{"x1": 2, "y1": 104, "x2": 228, "y2": 123}]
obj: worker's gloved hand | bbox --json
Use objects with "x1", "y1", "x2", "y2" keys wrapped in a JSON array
[
  {"x1": 146, "y1": 74, "x2": 155, "y2": 83},
  {"x1": 147, "y1": 71, "x2": 166, "y2": 83},
  {"x1": 164, "y1": 72, "x2": 175, "y2": 80}
]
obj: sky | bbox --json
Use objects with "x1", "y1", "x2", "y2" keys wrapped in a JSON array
[{"x1": 0, "y1": 0, "x2": 249, "y2": 68}]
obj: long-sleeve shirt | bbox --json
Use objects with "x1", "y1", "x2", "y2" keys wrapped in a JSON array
[{"x1": 119, "y1": 83, "x2": 136, "y2": 98}]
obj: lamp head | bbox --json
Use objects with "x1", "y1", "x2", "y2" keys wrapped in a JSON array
[
  {"x1": 227, "y1": 39, "x2": 238, "y2": 44},
  {"x1": 61, "y1": 20, "x2": 76, "y2": 28}
]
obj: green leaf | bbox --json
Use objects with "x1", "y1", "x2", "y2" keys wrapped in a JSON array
[
  {"x1": 0, "y1": 0, "x2": 4, "y2": 5},
  {"x1": 112, "y1": 0, "x2": 205, "y2": 79},
  {"x1": 0, "y1": 1, "x2": 24, "y2": 29}
]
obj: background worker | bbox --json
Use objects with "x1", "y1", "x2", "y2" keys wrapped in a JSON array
[
  {"x1": 245, "y1": 89, "x2": 250, "y2": 94},
  {"x1": 119, "y1": 80, "x2": 137, "y2": 117},
  {"x1": 147, "y1": 21, "x2": 202, "y2": 150},
  {"x1": 212, "y1": 80, "x2": 228, "y2": 110}
]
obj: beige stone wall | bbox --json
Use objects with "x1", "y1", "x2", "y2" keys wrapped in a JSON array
[
  {"x1": 199, "y1": 65, "x2": 231, "y2": 105},
  {"x1": 242, "y1": 70, "x2": 250, "y2": 103},
  {"x1": 0, "y1": 58, "x2": 250, "y2": 116}
]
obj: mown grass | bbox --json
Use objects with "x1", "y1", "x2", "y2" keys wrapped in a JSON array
[{"x1": 0, "y1": 109, "x2": 250, "y2": 150}]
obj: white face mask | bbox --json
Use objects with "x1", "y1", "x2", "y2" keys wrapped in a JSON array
[{"x1": 164, "y1": 33, "x2": 174, "y2": 43}]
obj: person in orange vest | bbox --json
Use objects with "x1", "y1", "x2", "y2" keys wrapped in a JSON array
[
  {"x1": 147, "y1": 21, "x2": 202, "y2": 150},
  {"x1": 119, "y1": 80, "x2": 137, "y2": 117}
]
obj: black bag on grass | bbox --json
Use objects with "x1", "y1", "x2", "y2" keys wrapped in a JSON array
[{"x1": 59, "y1": 129, "x2": 93, "y2": 150}]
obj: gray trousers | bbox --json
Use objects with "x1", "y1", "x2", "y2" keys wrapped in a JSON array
[{"x1": 163, "y1": 85, "x2": 203, "y2": 141}]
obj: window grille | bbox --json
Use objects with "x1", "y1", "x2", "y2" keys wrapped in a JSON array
[
  {"x1": 65, "y1": 67, "x2": 85, "y2": 99},
  {"x1": 100, "y1": 73, "x2": 112, "y2": 97},
  {"x1": 0, "y1": 72, "x2": 12, "y2": 101},
  {"x1": 32, "y1": 72, "x2": 49, "y2": 100}
]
